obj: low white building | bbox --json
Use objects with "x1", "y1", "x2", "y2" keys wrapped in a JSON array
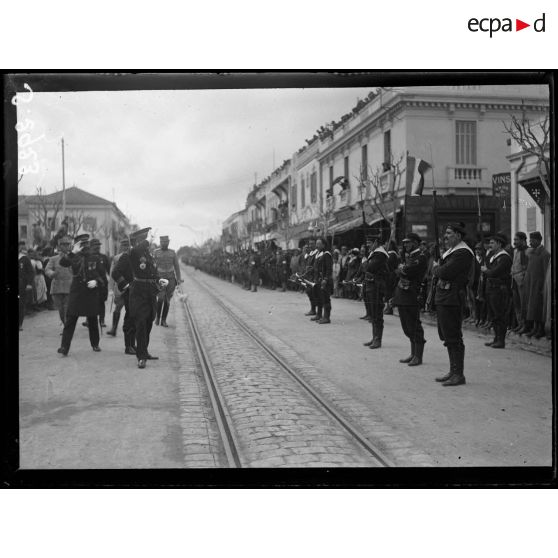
[{"x1": 18, "y1": 186, "x2": 130, "y2": 257}]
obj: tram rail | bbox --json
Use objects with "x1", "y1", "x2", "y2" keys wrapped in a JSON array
[{"x1": 182, "y1": 270, "x2": 394, "y2": 468}]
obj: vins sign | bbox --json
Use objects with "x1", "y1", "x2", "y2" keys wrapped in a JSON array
[{"x1": 492, "y1": 172, "x2": 511, "y2": 199}]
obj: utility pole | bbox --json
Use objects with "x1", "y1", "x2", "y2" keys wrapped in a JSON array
[{"x1": 61, "y1": 138, "x2": 66, "y2": 221}]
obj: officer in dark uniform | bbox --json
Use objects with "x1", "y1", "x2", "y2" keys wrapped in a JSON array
[
  {"x1": 110, "y1": 237, "x2": 137, "y2": 355},
  {"x1": 432, "y1": 222, "x2": 474, "y2": 386},
  {"x1": 481, "y1": 232, "x2": 512, "y2": 349},
  {"x1": 128, "y1": 228, "x2": 168, "y2": 369},
  {"x1": 314, "y1": 237, "x2": 333, "y2": 324},
  {"x1": 393, "y1": 232, "x2": 428, "y2": 366},
  {"x1": 303, "y1": 239, "x2": 318, "y2": 317},
  {"x1": 276, "y1": 247, "x2": 288, "y2": 292},
  {"x1": 363, "y1": 234, "x2": 389, "y2": 349},
  {"x1": 58, "y1": 234, "x2": 104, "y2": 355},
  {"x1": 384, "y1": 241, "x2": 400, "y2": 315},
  {"x1": 90, "y1": 238, "x2": 111, "y2": 329}
]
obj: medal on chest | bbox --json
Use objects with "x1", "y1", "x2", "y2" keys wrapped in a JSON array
[{"x1": 139, "y1": 256, "x2": 147, "y2": 270}]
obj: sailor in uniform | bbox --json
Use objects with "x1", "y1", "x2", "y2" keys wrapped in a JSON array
[
  {"x1": 314, "y1": 237, "x2": 333, "y2": 324},
  {"x1": 393, "y1": 232, "x2": 428, "y2": 366},
  {"x1": 363, "y1": 234, "x2": 389, "y2": 349},
  {"x1": 432, "y1": 222, "x2": 474, "y2": 386},
  {"x1": 481, "y1": 233, "x2": 512, "y2": 349}
]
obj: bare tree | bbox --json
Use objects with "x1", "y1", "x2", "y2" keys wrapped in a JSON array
[
  {"x1": 503, "y1": 114, "x2": 550, "y2": 197},
  {"x1": 28, "y1": 186, "x2": 63, "y2": 241},
  {"x1": 65, "y1": 209, "x2": 86, "y2": 237},
  {"x1": 357, "y1": 152, "x2": 406, "y2": 245}
]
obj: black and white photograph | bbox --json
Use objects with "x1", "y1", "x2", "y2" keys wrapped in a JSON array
[{"x1": 5, "y1": 73, "x2": 554, "y2": 483}]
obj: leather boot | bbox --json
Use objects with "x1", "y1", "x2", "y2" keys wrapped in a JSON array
[
  {"x1": 161, "y1": 301, "x2": 169, "y2": 327},
  {"x1": 319, "y1": 304, "x2": 331, "y2": 324},
  {"x1": 106, "y1": 311, "x2": 120, "y2": 336},
  {"x1": 155, "y1": 300, "x2": 163, "y2": 325},
  {"x1": 443, "y1": 345, "x2": 466, "y2": 386},
  {"x1": 399, "y1": 342, "x2": 414, "y2": 363},
  {"x1": 517, "y1": 321, "x2": 532, "y2": 335},
  {"x1": 534, "y1": 322, "x2": 546, "y2": 339},
  {"x1": 365, "y1": 323, "x2": 377, "y2": 347},
  {"x1": 369, "y1": 324, "x2": 382, "y2": 349},
  {"x1": 408, "y1": 342, "x2": 424, "y2": 366},
  {"x1": 525, "y1": 324, "x2": 538, "y2": 338},
  {"x1": 311, "y1": 310, "x2": 322, "y2": 321},
  {"x1": 491, "y1": 325, "x2": 505, "y2": 348},
  {"x1": 436, "y1": 346, "x2": 455, "y2": 382}
]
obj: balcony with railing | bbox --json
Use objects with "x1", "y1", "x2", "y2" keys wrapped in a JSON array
[{"x1": 446, "y1": 166, "x2": 488, "y2": 189}]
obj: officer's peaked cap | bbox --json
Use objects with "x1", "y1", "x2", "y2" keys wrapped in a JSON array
[
  {"x1": 491, "y1": 232, "x2": 507, "y2": 245},
  {"x1": 402, "y1": 232, "x2": 422, "y2": 244},
  {"x1": 130, "y1": 227, "x2": 151, "y2": 240},
  {"x1": 160, "y1": 235, "x2": 169, "y2": 242},
  {"x1": 90, "y1": 238, "x2": 101, "y2": 246},
  {"x1": 74, "y1": 233, "x2": 90, "y2": 242}
]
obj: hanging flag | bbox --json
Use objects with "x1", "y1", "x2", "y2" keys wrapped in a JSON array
[
  {"x1": 331, "y1": 176, "x2": 349, "y2": 190},
  {"x1": 406, "y1": 157, "x2": 431, "y2": 196}
]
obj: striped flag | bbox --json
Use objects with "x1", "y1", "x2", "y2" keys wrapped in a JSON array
[{"x1": 406, "y1": 157, "x2": 431, "y2": 196}]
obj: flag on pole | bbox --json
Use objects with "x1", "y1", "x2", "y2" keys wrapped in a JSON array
[{"x1": 406, "y1": 157, "x2": 431, "y2": 196}]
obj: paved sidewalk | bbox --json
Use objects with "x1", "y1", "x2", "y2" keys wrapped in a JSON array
[
  {"x1": 19, "y1": 307, "x2": 185, "y2": 469},
  {"x1": 195, "y1": 269, "x2": 553, "y2": 467}
]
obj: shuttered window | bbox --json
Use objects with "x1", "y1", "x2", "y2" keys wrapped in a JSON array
[{"x1": 456, "y1": 121, "x2": 477, "y2": 165}]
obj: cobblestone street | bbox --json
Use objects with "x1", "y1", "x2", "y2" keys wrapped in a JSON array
[{"x1": 18, "y1": 264, "x2": 552, "y2": 469}]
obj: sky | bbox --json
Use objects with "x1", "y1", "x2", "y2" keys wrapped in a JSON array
[{"x1": 17, "y1": 86, "x2": 373, "y2": 248}]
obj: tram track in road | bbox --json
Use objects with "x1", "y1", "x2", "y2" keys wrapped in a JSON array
[{"x1": 180, "y1": 269, "x2": 394, "y2": 468}]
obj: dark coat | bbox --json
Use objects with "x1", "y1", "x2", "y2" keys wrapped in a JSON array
[
  {"x1": 433, "y1": 243, "x2": 473, "y2": 307},
  {"x1": 60, "y1": 251, "x2": 104, "y2": 316},
  {"x1": 524, "y1": 245, "x2": 551, "y2": 321},
  {"x1": 484, "y1": 251, "x2": 512, "y2": 292},
  {"x1": 315, "y1": 250, "x2": 333, "y2": 291},
  {"x1": 393, "y1": 248, "x2": 428, "y2": 307},
  {"x1": 18, "y1": 254, "x2": 35, "y2": 296},
  {"x1": 128, "y1": 241, "x2": 160, "y2": 320}
]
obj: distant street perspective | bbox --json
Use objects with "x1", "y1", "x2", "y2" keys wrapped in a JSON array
[{"x1": 15, "y1": 79, "x2": 552, "y2": 470}]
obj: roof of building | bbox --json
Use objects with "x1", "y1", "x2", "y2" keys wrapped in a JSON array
[{"x1": 21, "y1": 186, "x2": 128, "y2": 222}]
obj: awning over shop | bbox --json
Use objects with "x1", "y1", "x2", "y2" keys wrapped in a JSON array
[
  {"x1": 518, "y1": 167, "x2": 548, "y2": 211},
  {"x1": 328, "y1": 216, "x2": 366, "y2": 234}
]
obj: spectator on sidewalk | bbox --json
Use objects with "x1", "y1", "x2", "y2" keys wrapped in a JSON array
[
  {"x1": 510, "y1": 232, "x2": 529, "y2": 333},
  {"x1": 18, "y1": 241, "x2": 35, "y2": 331},
  {"x1": 332, "y1": 249, "x2": 341, "y2": 298},
  {"x1": 29, "y1": 249, "x2": 48, "y2": 310},
  {"x1": 521, "y1": 231, "x2": 551, "y2": 339},
  {"x1": 45, "y1": 235, "x2": 73, "y2": 330}
]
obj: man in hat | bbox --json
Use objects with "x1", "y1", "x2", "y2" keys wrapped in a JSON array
[
  {"x1": 393, "y1": 232, "x2": 428, "y2": 366},
  {"x1": 314, "y1": 237, "x2": 333, "y2": 324},
  {"x1": 18, "y1": 240, "x2": 35, "y2": 331},
  {"x1": 153, "y1": 235, "x2": 182, "y2": 327},
  {"x1": 521, "y1": 231, "x2": 550, "y2": 338},
  {"x1": 107, "y1": 238, "x2": 135, "y2": 353},
  {"x1": 57, "y1": 234, "x2": 104, "y2": 355},
  {"x1": 363, "y1": 234, "x2": 389, "y2": 349},
  {"x1": 480, "y1": 233, "x2": 512, "y2": 349},
  {"x1": 89, "y1": 238, "x2": 111, "y2": 329},
  {"x1": 432, "y1": 222, "x2": 474, "y2": 386},
  {"x1": 45, "y1": 235, "x2": 73, "y2": 330},
  {"x1": 128, "y1": 228, "x2": 168, "y2": 369}
]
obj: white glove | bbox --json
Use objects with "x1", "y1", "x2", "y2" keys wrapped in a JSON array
[
  {"x1": 87, "y1": 280, "x2": 97, "y2": 289},
  {"x1": 159, "y1": 278, "x2": 169, "y2": 287},
  {"x1": 72, "y1": 241, "x2": 82, "y2": 254}
]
